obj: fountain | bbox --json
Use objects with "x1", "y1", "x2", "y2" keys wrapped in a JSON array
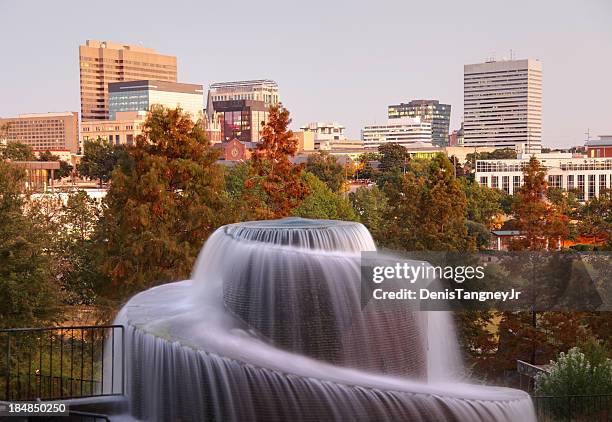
[{"x1": 113, "y1": 218, "x2": 536, "y2": 421}]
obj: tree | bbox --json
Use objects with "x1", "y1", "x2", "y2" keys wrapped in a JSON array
[
  {"x1": 349, "y1": 185, "x2": 389, "y2": 238},
  {"x1": 305, "y1": 151, "x2": 346, "y2": 193},
  {"x1": 38, "y1": 150, "x2": 73, "y2": 179},
  {"x1": 355, "y1": 152, "x2": 380, "y2": 180},
  {"x1": 378, "y1": 143, "x2": 408, "y2": 172},
  {"x1": 0, "y1": 162, "x2": 62, "y2": 327},
  {"x1": 292, "y1": 172, "x2": 356, "y2": 220},
  {"x1": 0, "y1": 141, "x2": 35, "y2": 161},
  {"x1": 466, "y1": 220, "x2": 492, "y2": 249},
  {"x1": 77, "y1": 138, "x2": 125, "y2": 185},
  {"x1": 510, "y1": 156, "x2": 569, "y2": 251},
  {"x1": 98, "y1": 106, "x2": 231, "y2": 299},
  {"x1": 461, "y1": 178, "x2": 503, "y2": 227},
  {"x1": 246, "y1": 105, "x2": 309, "y2": 218},
  {"x1": 52, "y1": 191, "x2": 105, "y2": 305},
  {"x1": 380, "y1": 153, "x2": 474, "y2": 251},
  {"x1": 575, "y1": 193, "x2": 612, "y2": 248}
]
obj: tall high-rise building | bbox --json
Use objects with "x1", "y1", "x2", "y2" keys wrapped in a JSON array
[
  {"x1": 79, "y1": 40, "x2": 177, "y2": 121},
  {"x1": 108, "y1": 80, "x2": 203, "y2": 121},
  {"x1": 206, "y1": 80, "x2": 279, "y2": 143},
  {"x1": 388, "y1": 100, "x2": 451, "y2": 147},
  {"x1": 361, "y1": 117, "x2": 432, "y2": 149},
  {"x1": 0, "y1": 112, "x2": 79, "y2": 153},
  {"x1": 464, "y1": 59, "x2": 542, "y2": 153}
]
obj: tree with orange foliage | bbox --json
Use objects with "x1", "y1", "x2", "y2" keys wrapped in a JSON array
[
  {"x1": 510, "y1": 156, "x2": 569, "y2": 251},
  {"x1": 246, "y1": 105, "x2": 309, "y2": 219},
  {"x1": 99, "y1": 106, "x2": 231, "y2": 299}
]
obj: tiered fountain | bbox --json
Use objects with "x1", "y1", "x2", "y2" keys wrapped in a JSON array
[{"x1": 114, "y1": 218, "x2": 535, "y2": 421}]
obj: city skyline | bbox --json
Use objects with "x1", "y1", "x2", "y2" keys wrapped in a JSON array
[{"x1": 1, "y1": 0, "x2": 610, "y2": 148}]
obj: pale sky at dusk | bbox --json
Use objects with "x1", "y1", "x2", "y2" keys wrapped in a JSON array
[{"x1": 1, "y1": 0, "x2": 610, "y2": 148}]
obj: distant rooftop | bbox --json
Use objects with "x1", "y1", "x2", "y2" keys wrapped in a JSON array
[
  {"x1": 83, "y1": 40, "x2": 157, "y2": 54},
  {"x1": 108, "y1": 80, "x2": 203, "y2": 94},
  {"x1": 210, "y1": 80, "x2": 278, "y2": 89},
  {"x1": 585, "y1": 135, "x2": 612, "y2": 147},
  {"x1": 2, "y1": 112, "x2": 77, "y2": 119}
]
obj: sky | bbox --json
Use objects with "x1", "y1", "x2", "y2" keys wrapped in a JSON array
[{"x1": 0, "y1": 0, "x2": 610, "y2": 148}]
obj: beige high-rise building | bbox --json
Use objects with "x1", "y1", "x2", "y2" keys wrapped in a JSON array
[
  {"x1": 464, "y1": 59, "x2": 542, "y2": 153},
  {"x1": 79, "y1": 40, "x2": 177, "y2": 121}
]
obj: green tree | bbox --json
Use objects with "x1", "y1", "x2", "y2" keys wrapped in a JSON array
[
  {"x1": 0, "y1": 141, "x2": 35, "y2": 161},
  {"x1": 349, "y1": 185, "x2": 389, "y2": 237},
  {"x1": 378, "y1": 143, "x2": 408, "y2": 172},
  {"x1": 98, "y1": 106, "x2": 231, "y2": 299},
  {"x1": 38, "y1": 150, "x2": 73, "y2": 179},
  {"x1": 0, "y1": 162, "x2": 62, "y2": 327},
  {"x1": 247, "y1": 105, "x2": 309, "y2": 218},
  {"x1": 292, "y1": 172, "x2": 356, "y2": 220},
  {"x1": 305, "y1": 151, "x2": 346, "y2": 193},
  {"x1": 576, "y1": 193, "x2": 612, "y2": 248},
  {"x1": 461, "y1": 178, "x2": 503, "y2": 227},
  {"x1": 380, "y1": 153, "x2": 474, "y2": 251},
  {"x1": 77, "y1": 138, "x2": 125, "y2": 185},
  {"x1": 53, "y1": 191, "x2": 105, "y2": 305}
]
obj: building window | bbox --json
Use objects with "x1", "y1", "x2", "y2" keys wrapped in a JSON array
[
  {"x1": 126, "y1": 134, "x2": 134, "y2": 145},
  {"x1": 480, "y1": 176, "x2": 488, "y2": 186},
  {"x1": 502, "y1": 176, "x2": 510, "y2": 194},
  {"x1": 513, "y1": 175, "x2": 521, "y2": 192},
  {"x1": 588, "y1": 174, "x2": 596, "y2": 200},
  {"x1": 491, "y1": 176, "x2": 498, "y2": 189},
  {"x1": 599, "y1": 174, "x2": 607, "y2": 194},
  {"x1": 548, "y1": 175, "x2": 562, "y2": 189},
  {"x1": 577, "y1": 175, "x2": 585, "y2": 201},
  {"x1": 567, "y1": 175, "x2": 574, "y2": 191}
]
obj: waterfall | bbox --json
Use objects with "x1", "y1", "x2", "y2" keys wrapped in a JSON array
[{"x1": 113, "y1": 218, "x2": 535, "y2": 421}]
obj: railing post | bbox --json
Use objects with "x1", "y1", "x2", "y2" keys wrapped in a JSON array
[{"x1": 5, "y1": 332, "x2": 10, "y2": 401}]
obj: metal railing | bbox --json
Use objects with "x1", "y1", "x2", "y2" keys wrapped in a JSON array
[
  {"x1": 27, "y1": 410, "x2": 111, "y2": 422},
  {"x1": 532, "y1": 394, "x2": 611, "y2": 421},
  {"x1": 0, "y1": 325, "x2": 124, "y2": 401}
]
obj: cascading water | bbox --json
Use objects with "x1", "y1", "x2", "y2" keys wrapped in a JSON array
[{"x1": 113, "y1": 217, "x2": 536, "y2": 421}]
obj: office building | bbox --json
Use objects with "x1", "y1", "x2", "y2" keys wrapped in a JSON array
[
  {"x1": 586, "y1": 135, "x2": 612, "y2": 158},
  {"x1": 79, "y1": 40, "x2": 177, "y2": 121},
  {"x1": 361, "y1": 117, "x2": 432, "y2": 149},
  {"x1": 464, "y1": 59, "x2": 542, "y2": 153},
  {"x1": 0, "y1": 112, "x2": 79, "y2": 153},
  {"x1": 475, "y1": 153, "x2": 612, "y2": 201},
  {"x1": 207, "y1": 80, "x2": 279, "y2": 143},
  {"x1": 388, "y1": 100, "x2": 451, "y2": 147},
  {"x1": 300, "y1": 122, "x2": 346, "y2": 149},
  {"x1": 208, "y1": 80, "x2": 279, "y2": 106},
  {"x1": 80, "y1": 111, "x2": 147, "y2": 148},
  {"x1": 108, "y1": 80, "x2": 203, "y2": 121}
]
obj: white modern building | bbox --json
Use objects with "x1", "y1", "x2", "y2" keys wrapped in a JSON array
[
  {"x1": 361, "y1": 117, "x2": 433, "y2": 149},
  {"x1": 464, "y1": 59, "x2": 542, "y2": 153},
  {"x1": 300, "y1": 122, "x2": 347, "y2": 149},
  {"x1": 108, "y1": 80, "x2": 204, "y2": 122},
  {"x1": 475, "y1": 153, "x2": 612, "y2": 201}
]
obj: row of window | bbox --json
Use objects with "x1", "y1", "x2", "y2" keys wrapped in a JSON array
[{"x1": 478, "y1": 173, "x2": 612, "y2": 200}]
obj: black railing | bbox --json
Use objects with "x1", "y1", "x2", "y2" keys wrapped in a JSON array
[
  {"x1": 28, "y1": 410, "x2": 111, "y2": 421},
  {"x1": 532, "y1": 394, "x2": 611, "y2": 421},
  {"x1": 0, "y1": 325, "x2": 124, "y2": 401}
]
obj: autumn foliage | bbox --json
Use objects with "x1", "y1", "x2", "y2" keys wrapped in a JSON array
[{"x1": 246, "y1": 104, "x2": 309, "y2": 218}]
